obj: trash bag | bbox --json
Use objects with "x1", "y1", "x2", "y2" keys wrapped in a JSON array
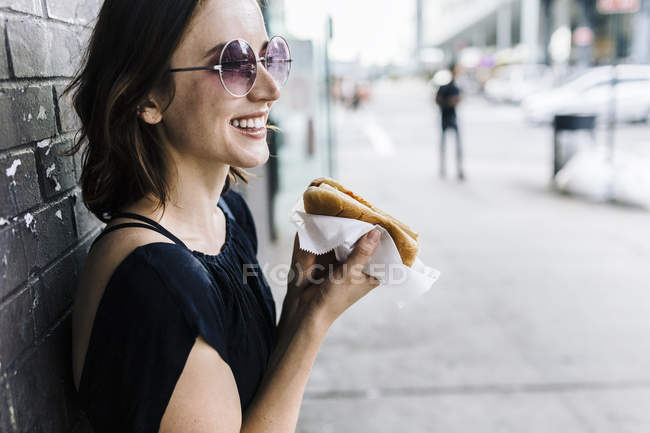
[
  {"x1": 611, "y1": 150, "x2": 650, "y2": 209},
  {"x1": 554, "y1": 145, "x2": 614, "y2": 202}
]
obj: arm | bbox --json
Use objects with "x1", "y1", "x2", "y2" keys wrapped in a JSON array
[
  {"x1": 242, "y1": 231, "x2": 380, "y2": 433},
  {"x1": 447, "y1": 94, "x2": 461, "y2": 108},
  {"x1": 160, "y1": 231, "x2": 381, "y2": 433},
  {"x1": 159, "y1": 314, "x2": 325, "y2": 433},
  {"x1": 240, "y1": 306, "x2": 327, "y2": 433}
]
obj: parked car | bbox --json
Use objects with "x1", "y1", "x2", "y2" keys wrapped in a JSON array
[
  {"x1": 522, "y1": 64, "x2": 650, "y2": 124},
  {"x1": 484, "y1": 63, "x2": 554, "y2": 104}
]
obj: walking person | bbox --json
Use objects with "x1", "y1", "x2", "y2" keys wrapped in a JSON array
[
  {"x1": 435, "y1": 62, "x2": 465, "y2": 181},
  {"x1": 67, "y1": 0, "x2": 382, "y2": 432}
]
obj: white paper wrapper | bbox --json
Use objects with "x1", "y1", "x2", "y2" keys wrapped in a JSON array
[{"x1": 289, "y1": 198, "x2": 440, "y2": 309}]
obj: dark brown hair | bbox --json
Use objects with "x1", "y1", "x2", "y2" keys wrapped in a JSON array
[{"x1": 62, "y1": 0, "x2": 252, "y2": 223}]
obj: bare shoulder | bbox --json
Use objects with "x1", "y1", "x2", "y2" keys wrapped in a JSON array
[
  {"x1": 159, "y1": 335, "x2": 242, "y2": 433},
  {"x1": 71, "y1": 220, "x2": 176, "y2": 391}
]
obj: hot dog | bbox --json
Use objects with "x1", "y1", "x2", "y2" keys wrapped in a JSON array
[{"x1": 303, "y1": 177, "x2": 419, "y2": 267}]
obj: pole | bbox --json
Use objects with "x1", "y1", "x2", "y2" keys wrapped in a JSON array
[
  {"x1": 631, "y1": 0, "x2": 650, "y2": 63},
  {"x1": 325, "y1": 16, "x2": 336, "y2": 178},
  {"x1": 521, "y1": 0, "x2": 540, "y2": 64},
  {"x1": 416, "y1": 0, "x2": 423, "y2": 70},
  {"x1": 606, "y1": 14, "x2": 619, "y2": 162},
  {"x1": 542, "y1": 0, "x2": 552, "y2": 65},
  {"x1": 497, "y1": 2, "x2": 512, "y2": 50},
  {"x1": 579, "y1": 0, "x2": 595, "y2": 67}
]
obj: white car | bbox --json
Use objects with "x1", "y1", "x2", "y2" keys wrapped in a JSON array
[
  {"x1": 522, "y1": 64, "x2": 650, "y2": 124},
  {"x1": 484, "y1": 64, "x2": 554, "y2": 104}
]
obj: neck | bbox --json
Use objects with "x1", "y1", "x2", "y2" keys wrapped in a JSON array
[{"x1": 126, "y1": 153, "x2": 231, "y2": 242}]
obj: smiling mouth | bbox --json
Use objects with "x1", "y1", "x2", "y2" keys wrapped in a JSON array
[
  {"x1": 229, "y1": 121, "x2": 267, "y2": 138},
  {"x1": 229, "y1": 116, "x2": 266, "y2": 130}
]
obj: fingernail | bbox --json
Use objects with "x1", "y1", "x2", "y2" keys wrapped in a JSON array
[{"x1": 368, "y1": 229, "x2": 380, "y2": 243}]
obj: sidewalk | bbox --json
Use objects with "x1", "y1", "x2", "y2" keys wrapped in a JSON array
[{"x1": 261, "y1": 78, "x2": 650, "y2": 432}]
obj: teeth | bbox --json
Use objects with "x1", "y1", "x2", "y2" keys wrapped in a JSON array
[{"x1": 230, "y1": 116, "x2": 265, "y2": 129}]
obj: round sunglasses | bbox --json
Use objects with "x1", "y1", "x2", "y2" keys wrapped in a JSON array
[{"x1": 169, "y1": 35, "x2": 292, "y2": 97}]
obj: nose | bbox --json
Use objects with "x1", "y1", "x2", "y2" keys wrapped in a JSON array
[{"x1": 247, "y1": 62, "x2": 281, "y2": 102}]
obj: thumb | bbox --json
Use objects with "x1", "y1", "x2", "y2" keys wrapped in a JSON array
[{"x1": 346, "y1": 229, "x2": 381, "y2": 268}]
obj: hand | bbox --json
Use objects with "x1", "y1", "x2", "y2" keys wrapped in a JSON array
[{"x1": 283, "y1": 229, "x2": 382, "y2": 330}]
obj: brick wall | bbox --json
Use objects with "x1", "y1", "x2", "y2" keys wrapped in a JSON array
[{"x1": 0, "y1": 1, "x2": 103, "y2": 432}]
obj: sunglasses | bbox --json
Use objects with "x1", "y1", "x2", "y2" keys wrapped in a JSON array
[{"x1": 169, "y1": 35, "x2": 292, "y2": 97}]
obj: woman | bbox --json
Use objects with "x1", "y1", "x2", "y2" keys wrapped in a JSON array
[{"x1": 68, "y1": 0, "x2": 382, "y2": 432}]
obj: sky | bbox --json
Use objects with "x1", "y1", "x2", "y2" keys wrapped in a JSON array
[{"x1": 283, "y1": 0, "x2": 416, "y2": 66}]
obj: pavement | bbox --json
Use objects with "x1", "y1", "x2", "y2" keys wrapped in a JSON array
[{"x1": 258, "y1": 78, "x2": 650, "y2": 433}]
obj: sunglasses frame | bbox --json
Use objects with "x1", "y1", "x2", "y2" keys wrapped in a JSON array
[{"x1": 169, "y1": 35, "x2": 292, "y2": 97}]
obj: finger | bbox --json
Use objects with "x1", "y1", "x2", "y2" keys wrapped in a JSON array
[
  {"x1": 345, "y1": 229, "x2": 381, "y2": 270},
  {"x1": 289, "y1": 233, "x2": 315, "y2": 289},
  {"x1": 290, "y1": 233, "x2": 315, "y2": 267},
  {"x1": 307, "y1": 249, "x2": 334, "y2": 280}
]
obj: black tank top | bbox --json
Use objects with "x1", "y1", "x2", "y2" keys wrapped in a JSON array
[{"x1": 77, "y1": 189, "x2": 277, "y2": 433}]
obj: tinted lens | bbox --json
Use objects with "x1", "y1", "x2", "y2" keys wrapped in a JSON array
[
  {"x1": 265, "y1": 36, "x2": 291, "y2": 88},
  {"x1": 220, "y1": 39, "x2": 257, "y2": 96}
]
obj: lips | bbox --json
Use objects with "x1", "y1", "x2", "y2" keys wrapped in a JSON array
[
  {"x1": 230, "y1": 116, "x2": 265, "y2": 129},
  {"x1": 230, "y1": 122, "x2": 267, "y2": 139},
  {"x1": 230, "y1": 109, "x2": 268, "y2": 121}
]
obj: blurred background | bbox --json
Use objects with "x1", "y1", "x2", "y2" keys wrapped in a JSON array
[{"x1": 243, "y1": 0, "x2": 650, "y2": 431}]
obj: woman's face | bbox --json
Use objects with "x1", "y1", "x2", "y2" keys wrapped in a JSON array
[{"x1": 157, "y1": 0, "x2": 281, "y2": 169}]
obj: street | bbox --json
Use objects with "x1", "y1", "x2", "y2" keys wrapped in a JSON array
[{"x1": 261, "y1": 78, "x2": 650, "y2": 432}]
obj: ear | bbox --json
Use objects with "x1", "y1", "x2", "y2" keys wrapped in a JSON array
[{"x1": 137, "y1": 98, "x2": 163, "y2": 125}]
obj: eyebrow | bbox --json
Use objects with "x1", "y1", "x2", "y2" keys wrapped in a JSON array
[
  {"x1": 202, "y1": 39, "x2": 270, "y2": 60},
  {"x1": 203, "y1": 43, "x2": 227, "y2": 60}
]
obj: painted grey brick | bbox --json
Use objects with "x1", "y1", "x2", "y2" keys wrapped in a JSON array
[
  {"x1": 4, "y1": 318, "x2": 72, "y2": 433},
  {"x1": 0, "y1": 222, "x2": 27, "y2": 301},
  {"x1": 73, "y1": 233, "x2": 95, "y2": 279},
  {"x1": 46, "y1": 0, "x2": 101, "y2": 25},
  {"x1": 0, "y1": 380, "x2": 15, "y2": 433},
  {"x1": 45, "y1": 316, "x2": 76, "y2": 433},
  {"x1": 53, "y1": 85, "x2": 81, "y2": 134},
  {"x1": 71, "y1": 190, "x2": 99, "y2": 239},
  {"x1": 21, "y1": 198, "x2": 76, "y2": 274},
  {"x1": 0, "y1": 22, "x2": 9, "y2": 80},
  {"x1": 32, "y1": 251, "x2": 77, "y2": 337},
  {"x1": 0, "y1": 288, "x2": 33, "y2": 369},
  {"x1": 6, "y1": 19, "x2": 84, "y2": 78},
  {"x1": 0, "y1": 87, "x2": 57, "y2": 150},
  {"x1": 1, "y1": 363, "x2": 36, "y2": 433},
  {"x1": 28, "y1": 423, "x2": 44, "y2": 433},
  {"x1": 35, "y1": 139, "x2": 76, "y2": 199},
  {"x1": 72, "y1": 145, "x2": 83, "y2": 183},
  {"x1": 0, "y1": 157, "x2": 16, "y2": 217},
  {"x1": 0, "y1": 0, "x2": 42, "y2": 15},
  {"x1": 1, "y1": 149, "x2": 41, "y2": 214}
]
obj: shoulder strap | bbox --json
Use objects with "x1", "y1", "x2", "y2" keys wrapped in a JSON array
[
  {"x1": 90, "y1": 222, "x2": 178, "y2": 249},
  {"x1": 111, "y1": 212, "x2": 188, "y2": 247},
  {"x1": 92, "y1": 203, "x2": 232, "y2": 251},
  {"x1": 91, "y1": 213, "x2": 188, "y2": 250}
]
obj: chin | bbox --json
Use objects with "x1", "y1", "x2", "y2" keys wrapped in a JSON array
[{"x1": 235, "y1": 146, "x2": 270, "y2": 169}]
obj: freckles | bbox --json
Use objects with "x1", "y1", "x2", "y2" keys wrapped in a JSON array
[
  {"x1": 187, "y1": 76, "x2": 205, "y2": 100},
  {"x1": 193, "y1": 77, "x2": 228, "y2": 112}
]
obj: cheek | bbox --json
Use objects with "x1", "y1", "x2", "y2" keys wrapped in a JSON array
[
  {"x1": 166, "y1": 75, "x2": 239, "y2": 142},
  {"x1": 192, "y1": 77, "x2": 237, "y2": 123}
]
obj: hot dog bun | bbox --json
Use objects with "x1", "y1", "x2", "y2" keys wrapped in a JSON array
[{"x1": 303, "y1": 177, "x2": 419, "y2": 267}]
